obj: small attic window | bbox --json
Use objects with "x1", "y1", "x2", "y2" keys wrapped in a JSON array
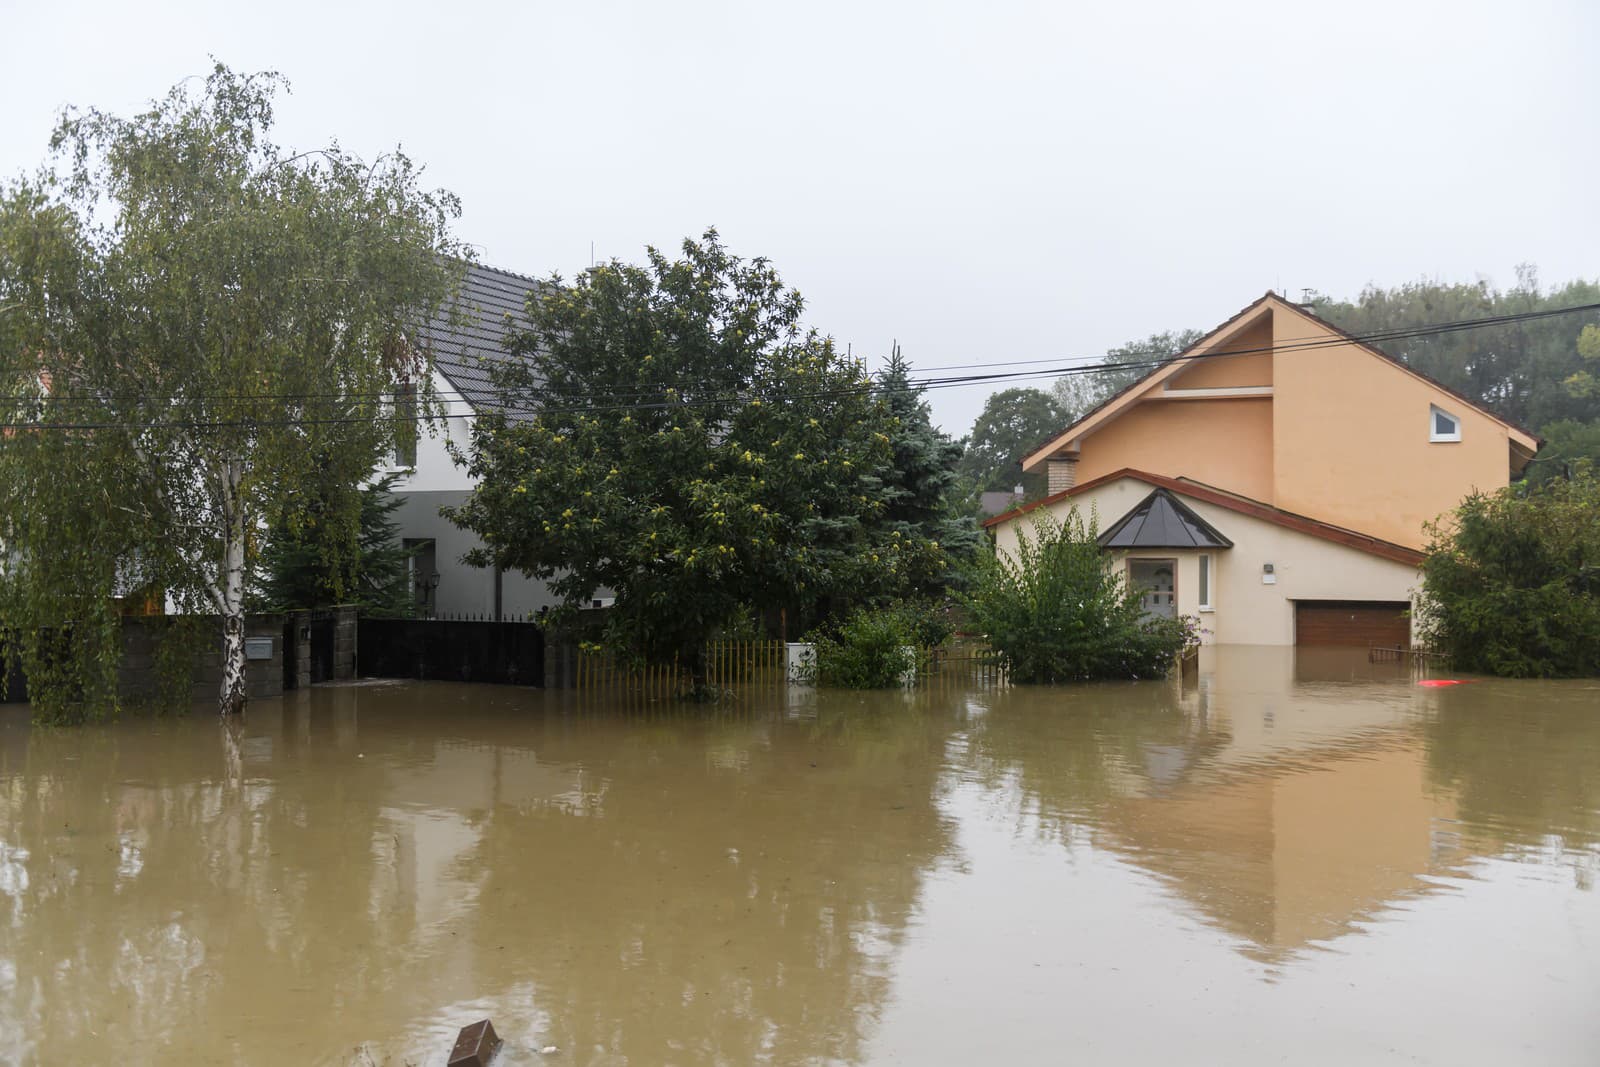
[{"x1": 1430, "y1": 405, "x2": 1461, "y2": 443}]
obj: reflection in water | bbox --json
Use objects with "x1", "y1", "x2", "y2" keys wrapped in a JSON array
[{"x1": 0, "y1": 650, "x2": 1594, "y2": 1065}]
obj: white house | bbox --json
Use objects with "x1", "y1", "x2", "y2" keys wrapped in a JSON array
[{"x1": 382, "y1": 261, "x2": 579, "y2": 619}]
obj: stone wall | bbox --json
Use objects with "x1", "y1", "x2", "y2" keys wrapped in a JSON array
[{"x1": 117, "y1": 614, "x2": 286, "y2": 706}]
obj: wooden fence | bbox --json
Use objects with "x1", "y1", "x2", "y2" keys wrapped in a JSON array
[{"x1": 574, "y1": 639, "x2": 1004, "y2": 698}]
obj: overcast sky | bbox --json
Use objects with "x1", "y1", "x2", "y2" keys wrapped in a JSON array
[{"x1": 3, "y1": 0, "x2": 1596, "y2": 432}]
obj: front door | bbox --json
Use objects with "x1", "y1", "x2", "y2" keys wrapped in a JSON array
[{"x1": 1129, "y1": 559, "x2": 1177, "y2": 619}]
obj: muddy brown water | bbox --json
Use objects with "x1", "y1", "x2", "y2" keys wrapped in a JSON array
[{"x1": 0, "y1": 647, "x2": 1596, "y2": 1066}]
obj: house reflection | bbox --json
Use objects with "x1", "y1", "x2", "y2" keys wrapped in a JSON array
[{"x1": 958, "y1": 646, "x2": 1586, "y2": 964}]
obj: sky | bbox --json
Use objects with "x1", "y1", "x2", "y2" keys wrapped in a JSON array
[{"x1": 2, "y1": 0, "x2": 1596, "y2": 433}]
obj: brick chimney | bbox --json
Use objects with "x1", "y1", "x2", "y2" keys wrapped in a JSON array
[{"x1": 1046, "y1": 455, "x2": 1078, "y2": 495}]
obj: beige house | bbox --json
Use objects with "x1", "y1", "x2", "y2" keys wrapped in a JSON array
[{"x1": 984, "y1": 293, "x2": 1540, "y2": 647}]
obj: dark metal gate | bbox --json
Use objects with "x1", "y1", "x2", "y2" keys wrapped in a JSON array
[{"x1": 357, "y1": 617, "x2": 544, "y2": 687}]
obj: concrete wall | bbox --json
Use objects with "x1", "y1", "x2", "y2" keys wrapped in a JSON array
[
  {"x1": 990, "y1": 476, "x2": 1421, "y2": 646},
  {"x1": 118, "y1": 614, "x2": 286, "y2": 705},
  {"x1": 390, "y1": 490, "x2": 564, "y2": 619},
  {"x1": 1268, "y1": 301, "x2": 1521, "y2": 549},
  {"x1": 1075, "y1": 396, "x2": 1274, "y2": 503}
]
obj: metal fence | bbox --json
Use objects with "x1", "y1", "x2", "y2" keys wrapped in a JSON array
[{"x1": 575, "y1": 639, "x2": 1005, "y2": 698}]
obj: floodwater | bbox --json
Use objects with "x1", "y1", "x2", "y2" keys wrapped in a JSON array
[{"x1": 0, "y1": 649, "x2": 1596, "y2": 1066}]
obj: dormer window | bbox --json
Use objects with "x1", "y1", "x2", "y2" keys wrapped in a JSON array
[{"x1": 1430, "y1": 405, "x2": 1461, "y2": 443}]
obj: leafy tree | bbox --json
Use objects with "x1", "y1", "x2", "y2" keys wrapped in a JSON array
[
  {"x1": 254, "y1": 472, "x2": 414, "y2": 616},
  {"x1": 965, "y1": 508, "x2": 1186, "y2": 683},
  {"x1": 954, "y1": 387, "x2": 1069, "y2": 501},
  {"x1": 445, "y1": 232, "x2": 945, "y2": 687},
  {"x1": 878, "y1": 344, "x2": 982, "y2": 590},
  {"x1": 1051, "y1": 328, "x2": 1201, "y2": 423},
  {"x1": 1418, "y1": 465, "x2": 1600, "y2": 678},
  {"x1": 0, "y1": 65, "x2": 461, "y2": 719},
  {"x1": 1523, "y1": 418, "x2": 1600, "y2": 486}
]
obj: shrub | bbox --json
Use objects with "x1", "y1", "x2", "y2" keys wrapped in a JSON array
[
  {"x1": 965, "y1": 507, "x2": 1186, "y2": 683},
  {"x1": 808, "y1": 608, "x2": 924, "y2": 689},
  {"x1": 1419, "y1": 465, "x2": 1600, "y2": 677}
]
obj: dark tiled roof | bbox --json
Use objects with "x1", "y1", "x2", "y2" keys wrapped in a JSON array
[
  {"x1": 1098, "y1": 489, "x2": 1233, "y2": 549},
  {"x1": 417, "y1": 261, "x2": 544, "y2": 415}
]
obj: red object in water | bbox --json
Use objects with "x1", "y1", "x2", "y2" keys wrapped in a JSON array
[{"x1": 1417, "y1": 679, "x2": 1473, "y2": 687}]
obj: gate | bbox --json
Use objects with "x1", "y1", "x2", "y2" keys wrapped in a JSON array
[{"x1": 358, "y1": 616, "x2": 544, "y2": 687}]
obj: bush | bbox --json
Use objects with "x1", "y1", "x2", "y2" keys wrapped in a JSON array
[
  {"x1": 1419, "y1": 465, "x2": 1600, "y2": 677},
  {"x1": 808, "y1": 608, "x2": 924, "y2": 689},
  {"x1": 965, "y1": 508, "x2": 1186, "y2": 683}
]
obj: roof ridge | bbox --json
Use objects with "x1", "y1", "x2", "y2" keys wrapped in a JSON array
[{"x1": 983, "y1": 467, "x2": 1424, "y2": 566}]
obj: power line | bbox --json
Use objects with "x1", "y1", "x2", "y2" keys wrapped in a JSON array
[{"x1": 5, "y1": 299, "x2": 1597, "y2": 432}]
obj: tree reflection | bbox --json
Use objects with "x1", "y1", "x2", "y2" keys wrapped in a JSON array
[
  {"x1": 1423, "y1": 681, "x2": 1600, "y2": 853},
  {"x1": 0, "y1": 685, "x2": 958, "y2": 1065}
]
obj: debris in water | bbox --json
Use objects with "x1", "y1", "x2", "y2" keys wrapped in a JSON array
[
  {"x1": 1417, "y1": 679, "x2": 1474, "y2": 687},
  {"x1": 541, "y1": 1046, "x2": 560, "y2": 1055},
  {"x1": 447, "y1": 1018, "x2": 502, "y2": 1067}
]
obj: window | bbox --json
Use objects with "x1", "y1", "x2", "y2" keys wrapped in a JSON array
[
  {"x1": 1198, "y1": 554, "x2": 1213, "y2": 612},
  {"x1": 1430, "y1": 405, "x2": 1461, "y2": 443},
  {"x1": 393, "y1": 382, "x2": 418, "y2": 466}
]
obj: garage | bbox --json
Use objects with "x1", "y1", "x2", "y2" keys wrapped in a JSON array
[{"x1": 1294, "y1": 600, "x2": 1411, "y2": 648}]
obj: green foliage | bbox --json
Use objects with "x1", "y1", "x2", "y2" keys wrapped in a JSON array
[
  {"x1": 1524, "y1": 418, "x2": 1600, "y2": 486},
  {"x1": 446, "y1": 231, "x2": 949, "y2": 676},
  {"x1": 809, "y1": 608, "x2": 922, "y2": 689},
  {"x1": 964, "y1": 508, "x2": 1186, "y2": 683},
  {"x1": 955, "y1": 387, "x2": 1069, "y2": 501},
  {"x1": 879, "y1": 344, "x2": 982, "y2": 589},
  {"x1": 0, "y1": 64, "x2": 461, "y2": 719},
  {"x1": 1051, "y1": 328, "x2": 1201, "y2": 424},
  {"x1": 254, "y1": 472, "x2": 414, "y2": 615},
  {"x1": 1418, "y1": 466, "x2": 1600, "y2": 677}
]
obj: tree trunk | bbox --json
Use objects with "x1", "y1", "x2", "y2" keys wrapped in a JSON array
[{"x1": 218, "y1": 459, "x2": 248, "y2": 716}]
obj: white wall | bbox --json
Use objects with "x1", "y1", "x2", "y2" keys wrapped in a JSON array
[
  {"x1": 378, "y1": 369, "x2": 477, "y2": 494},
  {"x1": 989, "y1": 477, "x2": 1422, "y2": 646}
]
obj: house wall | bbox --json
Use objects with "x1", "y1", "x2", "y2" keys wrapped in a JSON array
[
  {"x1": 1269, "y1": 305, "x2": 1515, "y2": 549},
  {"x1": 380, "y1": 369, "x2": 474, "y2": 494},
  {"x1": 990, "y1": 476, "x2": 1420, "y2": 646},
  {"x1": 1075, "y1": 397, "x2": 1274, "y2": 503},
  {"x1": 378, "y1": 370, "x2": 574, "y2": 619},
  {"x1": 390, "y1": 491, "x2": 565, "y2": 619}
]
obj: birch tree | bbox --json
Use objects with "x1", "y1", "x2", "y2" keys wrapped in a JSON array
[{"x1": 0, "y1": 65, "x2": 461, "y2": 719}]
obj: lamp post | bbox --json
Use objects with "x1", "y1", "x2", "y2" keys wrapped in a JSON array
[{"x1": 415, "y1": 571, "x2": 440, "y2": 618}]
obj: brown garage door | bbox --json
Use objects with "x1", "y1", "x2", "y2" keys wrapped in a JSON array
[{"x1": 1295, "y1": 601, "x2": 1410, "y2": 648}]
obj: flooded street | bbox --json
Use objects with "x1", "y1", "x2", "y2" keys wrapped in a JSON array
[{"x1": 1, "y1": 647, "x2": 1596, "y2": 1066}]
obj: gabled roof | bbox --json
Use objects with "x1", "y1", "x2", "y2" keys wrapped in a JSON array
[
  {"x1": 1022, "y1": 292, "x2": 1541, "y2": 472},
  {"x1": 1098, "y1": 488, "x2": 1233, "y2": 550},
  {"x1": 983, "y1": 468, "x2": 1425, "y2": 566},
  {"x1": 417, "y1": 261, "x2": 545, "y2": 414}
]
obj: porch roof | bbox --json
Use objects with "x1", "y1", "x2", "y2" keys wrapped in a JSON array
[{"x1": 1098, "y1": 488, "x2": 1233, "y2": 550}]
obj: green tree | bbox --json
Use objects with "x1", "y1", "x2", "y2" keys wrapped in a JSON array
[
  {"x1": 254, "y1": 472, "x2": 414, "y2": 616},
  {"x1": 1418, "y1": 465, "x2": 1600, "y2": 678},
  {"x1": 878, "y1": 344, "x2": 981, "y2": 591},
  {"x1": 0, "y1": 65, "x2": 461, "y2": 719},
  {"x1": 965, "y1": 508, "x2": 1187, "y2": 683},
  {"x1": 955, "y1": 387, "x2": 1069, "y2": 501},
  {"x1": 1051, "y1": 328, "x2": 1201, "y2": 423},
  {"x1": 445, "y1": 232, "x2": 945, "y2": 686}
]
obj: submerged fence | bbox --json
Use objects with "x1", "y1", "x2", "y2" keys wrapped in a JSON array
[{"x1": 574, "y1": 639, "x2": 1005, "y2": 699}]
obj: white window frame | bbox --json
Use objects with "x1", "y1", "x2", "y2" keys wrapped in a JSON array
[
  {"x1": 1198, "y1": 553, "x2": 1214, "y2": 612},
  {"x1": 1429, "y1": 404, "x2": 1461, "y2": 443}
]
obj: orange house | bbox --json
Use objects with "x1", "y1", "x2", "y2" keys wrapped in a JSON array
[{"x1": 985, "y1": 293, "x2": 1540, "y2": 648}]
